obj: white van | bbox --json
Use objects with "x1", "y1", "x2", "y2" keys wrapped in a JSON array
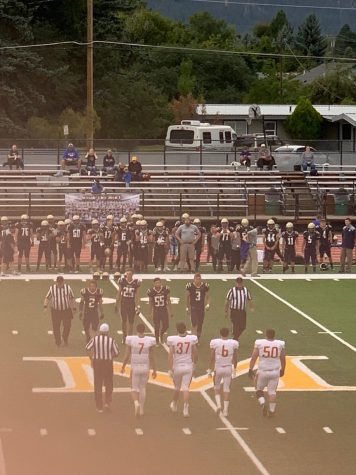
[{"x1": 165, "y1": 120, "x2": 237, "y2": 150}]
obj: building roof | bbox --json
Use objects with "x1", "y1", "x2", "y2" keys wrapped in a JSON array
[
  {"x1": 197, "y1": 104, "x2": 356, "y2": 121},
  {"x1": 294, "y1": 63, "x2": 355, "y2": 85},
  {"x1": 330, "y1": 113, "x2": 356, "y2": 127}
]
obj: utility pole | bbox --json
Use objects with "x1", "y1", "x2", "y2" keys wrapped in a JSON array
[{"x1": 87, "y1": 0, "x2": 94, "y2": 148}]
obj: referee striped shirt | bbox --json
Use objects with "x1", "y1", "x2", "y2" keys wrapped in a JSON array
[
  {"x1": 226, "y1": 286, "x2": 251, "y2": 310},
  {"x1": 46, "y1": 283, "x2": 74, "y2": 311},
  {"x1": 86, "y1": 334, "x2": 119, "y2": 360}
]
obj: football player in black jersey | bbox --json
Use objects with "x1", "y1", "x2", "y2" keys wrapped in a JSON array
[
  {"x1": 115, "y1": 269, "x2": 141, "y2": 342},
  {"x1": 56, "y1": 220, "x2": 69, "y2": 271},
  {"x1": 316, "y1": 218, "x2": 334, "y2": 270},
  {"x1": 152, "y1": 221, "x2": 169, "y2": 272},
  {"x1": 218, "y1": 218, "x2": 232, "y2": 272},
  {"x1": 116, "y1": 217, "x2": 131, "y2": 272},
  {"x1": 262, "y1": 219, "x2": 280, "y2": 273},
  {"x1": 193, "y1": 218, "x2": 206, "y2": 272},
  {"x1": 36, "y1": 220, "x2": 52, "y2": 271},
  {"x1": 1, "y1": 224, "x2": 16, "y2": 276},
  {"x1": 88, "y1": 219, "x2": 105, "y2": 272},
  {"x1": 302, "y1": 222, "x2": 320, "y2": 273},
  {"x1": 102, "y1": 214, "x2": 116, "y2": 271},
  {"x1": 15, "y1": 214, "x2": 33, "y2": 273},
  {"x1": 147, "y1": 277, "x2": 172, "y2": 345},
  {"x1": 186, "y1": 273, "x2": 210, "y2": 341},
  {"x1": 79, "y1": 280, "x2": 104, "y2": 342},
  {"x1": 135, "y1": 220, "x2": 151, "y2": 272},
  {"x1": 47, "y1": 214, "x2": 58, "y2": 270},
  {"x1": 67, "y1": 215, "x2": 86, "y2": 272},
  {"x1": 281, "y1": 222, "x2": 299, "y2": 273}
]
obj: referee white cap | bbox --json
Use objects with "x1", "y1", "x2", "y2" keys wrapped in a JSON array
[{"x1": 99, "y1": 323, "x2": 109, "y2": 333}]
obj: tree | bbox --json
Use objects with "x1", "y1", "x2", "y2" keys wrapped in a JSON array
[
  {"x1": 335, "y1": 24, "x2": 356, "y2": 58},
  {"x1": 296, "y1": 14, "x2": 326, "y2": 60},
  {"x1": 246, "y1": 76, "x2": 305, "y2": 104},
  {"x1": 177, "y1": 59, "x2": 195, "y2": 96},
  {"x1": 170, "y1": 94, "x2": 203, "y2": 124},
  {"x1": 285, "y1": 97, "x2": 323, "y2": 140},
  {"x1": 308, "y1": 70, "x2": 356, "y2": 104}
]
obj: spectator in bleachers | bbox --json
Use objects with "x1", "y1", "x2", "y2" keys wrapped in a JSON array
[
  {"x1": 102, "y1": 150, "x2": 116, "y2": 175},
  {"x1": 84, "y1": 148, "x2": 98, "y2": 176},
  {"x1": 115, "y1": 163, "x2": 126, "y2": 182},
  {"x1": 3, "y1": 144, "x2": 24, "y2": 170},
  {"x1": 128, "y1": 155, "x2": 143, "y2": 181},
  {"x1": 62, "y1": 143, "x2": 81, "y2": 172},
  {"x1": 301, "y1": 146, "x2": 316, "y2": 173},
  {"x1": 91, "y1": 178, "x2": 104, "y2": 194},
  {"x1": 123, "y1": 166, "x2": 132, "y2": 188},
  {"x1": 239, "y1": 146, "x2": 251, "y2": 169},
  {"x1": 257, "y1": 144, "x2": 275, "y2": 171}
]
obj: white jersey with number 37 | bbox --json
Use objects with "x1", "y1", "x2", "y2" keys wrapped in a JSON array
[
  {"x1": 125, "y1": 335, "x2": 156, "y2": 367},
  {"x1": 255, "y1": 339, "x2": 285, "y2": 371},
  {"x1": 167, "y1": 334, "x2": 198, "y2": 366},
  {"x1": 210, "y1": 338, "x2": 239, "y2": 368}
]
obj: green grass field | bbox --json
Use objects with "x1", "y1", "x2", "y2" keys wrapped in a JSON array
[{"x1": 1, "y1": 275, "x2": 356, "y2": 475}]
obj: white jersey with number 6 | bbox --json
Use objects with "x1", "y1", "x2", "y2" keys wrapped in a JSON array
[
  {"x1": 210, "y1": 338, "x2": 239, "y2": 369},
  {"x1": 167, "y1": 334, "x2": 198, "y2": 367},
  {"x1": 125, "y1": 335, "x2": 156, "y2": 369},
  {"x1": 255, "y1": 339, "x2": 285, "y2": 371}
]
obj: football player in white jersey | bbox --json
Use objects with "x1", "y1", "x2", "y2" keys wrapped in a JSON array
[
  {"x1": 167, "y1": 322, "x2": 198, "y2": 417},
  {"x1": 248, "y1": 328, "x2": 286, "y2": 417},
  {"x1": 121, "y1": 323, "x2": 157, "y2": 417},
  {"x1": 209, "y1": 328, "x2": 239, "y2": 416}
]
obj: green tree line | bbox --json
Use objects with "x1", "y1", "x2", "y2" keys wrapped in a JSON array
[{"x1": 0, "y1": 0, "x2": 355, "y2": 139}]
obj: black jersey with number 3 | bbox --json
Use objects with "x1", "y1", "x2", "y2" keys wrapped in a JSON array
[{"x1": 186, "y1": 282, "x2": 209, "y2": 309}]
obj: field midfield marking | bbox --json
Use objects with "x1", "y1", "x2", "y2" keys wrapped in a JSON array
[
  {"x1": 87, "y1": 429, "x2": 96, "y2": 436},
  {"x1": 290, "y1": 330, "x2": 298, "y2": 334},
  {"x1": 276, "y1": 427, "x2": 286, "y2": 434},
  {"x1": 201, "y1": 391, "x2": 271, "y2": 475},
  {"x1": 251, "y1": 279, "x2": 356, "y2": 353},
  {"x1": 0, "y1": 438, "x2": 7, "y2": 475},
  {"x1": 256, "y1": 330, "x2": 263, "y2": 334},
  {"x1": 11, "y1": 331, "x2": 18, "y2": 335},
  {"x1": 323, "y1": 426, "x2": 333, "y2": 434},
  {"x1": 182, "y1": 428, "x2": 192, "y2": 435},
  {"x1": 135, "y1": 428, "x2": 143, "y2": 436},
  {"x1": 40, "y1": 429, "x2": 48, "y2": 437}
]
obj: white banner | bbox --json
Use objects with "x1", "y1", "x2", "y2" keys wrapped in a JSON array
[{"x1": 65, "y1": 193, "x2": 140, "y2": 223}]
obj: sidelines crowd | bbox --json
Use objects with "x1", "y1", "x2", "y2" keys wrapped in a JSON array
[{"x1": 1, "y1": 213, "x2": 355, "y2": 276}]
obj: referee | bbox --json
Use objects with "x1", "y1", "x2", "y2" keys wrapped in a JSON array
[
  {"x1": 86, "y1": 323, "x2": 119, "y2": 412},
  {"x1": 44, "y1": 276, "x2": 76, "y2": 347},
  {"x1": 224, "y1": 277, "x2": 254, "y2": 340}
]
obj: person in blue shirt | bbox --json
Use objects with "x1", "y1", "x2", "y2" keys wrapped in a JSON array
[
  {"x1": 61, "y1": 143, "x2": 81, "y2": 172},
  {"x1": 123, "y1": 166, "x2": 132, "y2": 188},
  {"x1": 91, "y1": 179, "x2": 104, "y2": 194}
]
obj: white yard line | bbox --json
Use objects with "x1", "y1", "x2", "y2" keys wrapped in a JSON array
[
  {"x1": 216, "y1": 427, "x2": 249, "y2": 431},
  {"x1": 251, "y1": 279, "x2": 356, "y2": 353},
  {"x1": 0, "y1": 438, "x2": 7, "y2": 475},
  {"x1": 201, "y1": 391, "x2": 271, "y2": 475},
  {"x1": 290, "y1": 330, "x2": 298, "y2": 334}
]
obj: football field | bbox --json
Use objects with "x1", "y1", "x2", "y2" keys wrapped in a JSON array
[{"x1": 1, "y1": 274, "x2": 356, "y2": 475}]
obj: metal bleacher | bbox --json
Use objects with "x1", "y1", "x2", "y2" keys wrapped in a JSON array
[{"x1": 2, "y1": 163, "x2": 355, "y2": 222}]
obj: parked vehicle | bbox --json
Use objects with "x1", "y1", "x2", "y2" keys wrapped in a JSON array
[
  {"x1": 273, "y1": 145, "x2": 329, "y2": 171},
  {"x1": 165, "y1": 121, "x2": 237, "y2": 151},
  {"x1": 235, "y1": 134, "x2": 283, "y2": 151}
]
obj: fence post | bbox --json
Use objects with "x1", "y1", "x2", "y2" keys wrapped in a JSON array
[
  {"x1": 340, "y1": 140, "x2": 343, "y2": 167},
  {"x1": 254, "y1": 192, "x2": 257, "y2": 224},
  {"x1": 217, "y1": 193, "x2": 220, "y2": 221},
  {"x1": 179, "y1": 193, "x2": 182, "y2": 217},
  {"x1": 199, "y1": 140, "x2": 203, "y2": 170},
  {"x1": 57, "y1": 141, "x2": 60, "y2": 167},
  {"x1": 323, "y1": 193, "x2": 327, "y2": 219},
  {"x1": 163, "y1": 140, "x2": 167, "y2": 172},
  {"x1": 22, "y1": 146, "x2": 25, "y2": 166},
  {"x1": 28, "y1": 192, "x2": 32, "y2": 219},
  {"x1": 141, "y1": 190, "x2": 145, "y2": 217}
]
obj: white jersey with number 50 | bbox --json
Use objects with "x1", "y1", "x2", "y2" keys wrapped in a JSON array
[
  {"x1": 125, "y1": 335, "x2": 156, "y2": 368},
  {"x1": 255, "y1": 339, "x2": 285, "y2": 371},
  {"x1": 210, "y1": 338, "x2": 239, "y2": 368},
  {"x1": 167, "y1": 334, "x2": 198, "y2": 367}
]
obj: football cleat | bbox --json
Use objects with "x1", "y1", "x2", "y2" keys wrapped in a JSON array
[
  {"x1": 183, "y1": 404, "x2": 190, "y2": 418},
  {"x1": 170, "y1": 401, "x2": 178, "y2": 413},
  {"x1": 222, "y1": 409, "x2": 228, "y2": 417}
]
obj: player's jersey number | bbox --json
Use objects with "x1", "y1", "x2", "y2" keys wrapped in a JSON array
[
  {"x1": 122, "y1": 287, "x2": 135, "y2": 298},
  {"x1": 262, "y1": 346, "x2": 279, "y2": 358},
  {"x1": 154, "y1": 295, "x2": 165, "y2": 307},
  {"x1": 176, "y1": 342, "x2": 190, "y2": 354}
]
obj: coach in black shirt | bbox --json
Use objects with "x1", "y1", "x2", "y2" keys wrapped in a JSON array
[
  {"x1": 224, "y1": 277, "x2": 254, "y2": 340},
  {"x1": 44, "y1": 276, "x2": 76, "y2": 347}
]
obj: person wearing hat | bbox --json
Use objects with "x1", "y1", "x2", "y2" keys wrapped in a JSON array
[
  {"x1": 128, "y1": 156, "x2": 143, "y2": 181},
  {"x1": 152, "y1": 221, "x2": 169, "y2": 272},
  {"x1": 36, "y1": 220, "x2": 53, "y2": 272},
  {"x1": 15, "y1": 214, "x2": 33, "y2": 273},
  {"x1": 61, "y1": 143, "x2": 81, "y2": 172},
  {"x1": 44, "y1": 276, "x2": 76, "y2": 347},
  {"x1": 86, "y1": 323, "x2": 119, "y2": 412}
]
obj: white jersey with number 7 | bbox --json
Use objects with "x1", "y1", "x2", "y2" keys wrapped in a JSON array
[
  {"x1": 255, "y1": 339, "x2": 285, "y2": 371},
  {"x1": 210, "y1": 338, "x2": 239, "y2": 368},
  {"x1": 125, "y1": 335, "x2": 156, "y2": 368},
  {"x1": 167, "y1": 334, "x2": 198, "y2": 366}
]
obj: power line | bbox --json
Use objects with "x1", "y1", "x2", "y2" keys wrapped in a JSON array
[{"x1": 190, "y1": 0, "x2": 356, "y2": 11}]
